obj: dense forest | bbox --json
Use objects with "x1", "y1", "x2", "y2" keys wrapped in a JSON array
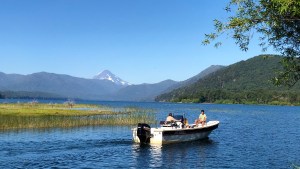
[{"x1": 156, "y1": 55, "x2": 300, "y2": 105}]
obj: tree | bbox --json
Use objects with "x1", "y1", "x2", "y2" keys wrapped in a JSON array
[{"x1": 203, "y1": 0, "x2": 300, "y2": 87}]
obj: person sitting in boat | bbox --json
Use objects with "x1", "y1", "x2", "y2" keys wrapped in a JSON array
[
  {"x1": 165, "y1": 113, "x2": 180, "y2": 124},
  {"x1": 184, "y1": 118, "x2": 190, "y2": 128},
  {"x1": 195, "y1": 110, "x2": 206, "y2": 127}
]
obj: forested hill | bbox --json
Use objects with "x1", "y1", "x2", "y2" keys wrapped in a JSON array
[{"x1": 155, "y1": 55, "x2": 300, "y2": 105}]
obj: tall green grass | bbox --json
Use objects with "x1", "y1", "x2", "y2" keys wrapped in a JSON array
[{"x1": 0, "y1": 103, "x2": 156, "y2": 130}]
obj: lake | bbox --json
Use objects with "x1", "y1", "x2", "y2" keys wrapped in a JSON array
[{"x1": 0, "y1": 99, "x2": 299, "y2": 168}]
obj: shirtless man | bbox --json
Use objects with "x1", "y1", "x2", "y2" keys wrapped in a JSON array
[{"x1": 165, "y1": 113, "x2": 179, "y2": 123}]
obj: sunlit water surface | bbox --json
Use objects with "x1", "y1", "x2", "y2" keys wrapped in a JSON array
[{"x1": 0, "y1": 100, "x2": 299, "y2": 168}]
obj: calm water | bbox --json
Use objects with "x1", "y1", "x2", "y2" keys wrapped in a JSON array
[{"x1": 0, "y1": 99, "x2": 299, "y2": 168}]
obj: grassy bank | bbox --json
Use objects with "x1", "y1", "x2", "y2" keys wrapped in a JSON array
[{"x1": 0, "y1": 102, "x2": 156, "y2": 130}]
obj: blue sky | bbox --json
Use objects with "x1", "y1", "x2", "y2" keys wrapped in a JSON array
[{"x1": 0, "y1": 0, "x2": 275, "y2": 84}]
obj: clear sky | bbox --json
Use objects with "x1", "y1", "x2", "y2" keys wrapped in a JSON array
[{"x1": 0, "y1": 0, "x2": 275, "y2": 84}]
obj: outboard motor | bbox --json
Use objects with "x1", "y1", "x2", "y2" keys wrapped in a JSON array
[{"x1": 137, "y1": 123, "x2": 151, "y2": 144}]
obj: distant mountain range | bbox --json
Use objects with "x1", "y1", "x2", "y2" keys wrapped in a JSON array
[
  {"x1": 3, "y1": 55, "x2": 295, "y2": 104},
  {"x1": 0, "y1": 72, "x2": 123, "y2": 100},
  {"x1": 0, "y1": 66, "x2": 222, "y2": 101}
]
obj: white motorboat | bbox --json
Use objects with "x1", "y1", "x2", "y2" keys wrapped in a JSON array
[{"x1": 132, "y1": 115, "x2": 219, "y2": 144}]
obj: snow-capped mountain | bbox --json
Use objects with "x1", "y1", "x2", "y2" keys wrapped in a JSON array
[{"x1": 93, "y1": 70, "x2": 130, "y2": 86}]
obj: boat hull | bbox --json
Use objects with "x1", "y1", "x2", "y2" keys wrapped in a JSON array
[{"x1": 132, "y1": 120, "x2": 219, "y2": 144}]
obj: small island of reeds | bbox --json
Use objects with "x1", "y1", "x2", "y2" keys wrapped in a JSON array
[{"x1": 0, "y1": 101, "x2": 156, "y2": 130}]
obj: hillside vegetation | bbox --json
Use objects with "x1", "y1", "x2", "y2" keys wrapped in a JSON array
[{"x1": 156, "y1": 55, "x2": 300, "y2": 105}]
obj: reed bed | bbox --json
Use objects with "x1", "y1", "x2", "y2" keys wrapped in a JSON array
[{"x1": 0, "y1": 102, "x2": 156, "y2": 130}]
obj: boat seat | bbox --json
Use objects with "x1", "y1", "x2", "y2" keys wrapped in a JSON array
[
  {"x1": 160, "y1": 121, "x2": 179, "y2": 128},
  {"x1": 160, "y1": 121, "x2": 172, "y2": 125}
]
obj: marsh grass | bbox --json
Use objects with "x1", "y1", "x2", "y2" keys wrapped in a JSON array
[{"x1": 0, "y1": 103, "x2": 156, "y2": 130}]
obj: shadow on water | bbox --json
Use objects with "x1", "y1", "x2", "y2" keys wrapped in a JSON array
[{"x1": 131, "y1": 138, "x2": 217, "y2": 168}]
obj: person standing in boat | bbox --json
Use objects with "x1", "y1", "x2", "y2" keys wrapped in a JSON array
[{"x1": 195, "y1": 110, "x2": 206, "y2": 127}]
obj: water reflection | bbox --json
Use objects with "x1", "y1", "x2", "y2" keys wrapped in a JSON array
[
  {"x1": 131, "y1": 144, "x2": 163, "y2": 168},
  {"x1": 132, "y1": 138, "x2": 216, "y2": 168},
  {"x1": 149, "y1": 144, "x2": 163, "y2": 168}
]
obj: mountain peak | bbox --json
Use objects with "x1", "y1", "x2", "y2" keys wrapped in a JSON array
[{"x1": 93, "y1": 70, "x2": 130, "y2": 86}]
